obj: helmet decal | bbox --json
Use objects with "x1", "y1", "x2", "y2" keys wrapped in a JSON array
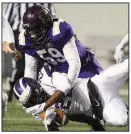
[{"x1": 13, "y1": 77, "x2": 48, "y2": 107}]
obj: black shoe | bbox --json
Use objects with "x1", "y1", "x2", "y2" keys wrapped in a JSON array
[
  {"x1": 90, "y1": 117, "x2": 105, "y2": 131},
  {"x1": 68, "y1": 113, "x2": 105, "y2": 131},
  {"x1": 87, "y1": 79, "x2": 105, "y2": 131}
]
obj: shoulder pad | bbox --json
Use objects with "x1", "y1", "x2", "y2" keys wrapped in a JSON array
[{"x1": 52, "y1": 18, "x2": 64, "y2": 36}]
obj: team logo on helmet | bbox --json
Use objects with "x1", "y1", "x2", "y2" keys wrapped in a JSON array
[{"x1": 14, "y1": 77, "x2": 48, "y2": 108}]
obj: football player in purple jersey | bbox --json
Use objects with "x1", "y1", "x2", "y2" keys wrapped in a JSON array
[{"x1": 16, "y1": 5, "x2": 104, "y2": 127}]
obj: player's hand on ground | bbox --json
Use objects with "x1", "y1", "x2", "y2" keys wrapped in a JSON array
[
  {"x1": 41, "y1": 109, "x2": 57, "y2": 125},
  {"x1": 114, "y1": 46, "x2": 124, "y2": 63},
  {"x1": 41, "y1": 109, "x2": 60, "y2": 131},
  {"x1": 40, "y1": 108, "x2": 68, "y2": 131}
]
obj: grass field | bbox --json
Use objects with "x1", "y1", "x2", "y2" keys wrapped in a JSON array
[{"x1": 2, "y1": 88, "x2": 129, "y2": 132}]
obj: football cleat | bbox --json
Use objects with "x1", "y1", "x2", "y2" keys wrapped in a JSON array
[
  {"x1": 87, "y1": 79, "x2": 105, "y2": 131},
  {"x1": 90, "y1": 117, "x2": 105, "y2": 131}
]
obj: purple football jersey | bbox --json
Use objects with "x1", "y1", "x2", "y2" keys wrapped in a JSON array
[{"x1": 16, "y1": 18, "x2": 103, "y2": 78}]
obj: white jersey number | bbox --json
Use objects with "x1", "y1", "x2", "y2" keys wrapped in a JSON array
[{"x1": 37, "y1": 48, "x2": 66, "y2": 65}]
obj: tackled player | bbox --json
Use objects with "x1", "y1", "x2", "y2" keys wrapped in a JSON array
[{"x1": 14, "y1": 58, "x2": 128, "y2": 131}]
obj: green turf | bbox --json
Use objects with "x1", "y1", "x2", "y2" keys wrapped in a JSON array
[
  {"x1": 121, "y1": 81, "x2": 129, "y2": 90},
  {"x1": 2, "y1": 94, "x2": 129, "y2": 132}
]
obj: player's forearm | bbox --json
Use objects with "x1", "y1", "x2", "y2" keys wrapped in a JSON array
[
  {"x1": 44, "y1": 90, "x2": 64, "y2": 111},
  {"x1": 117, "y1": 34, "x2": 128, "y2": 50},
  {"x1": 67, "y1": 60, "x2": 81, "y2": 87},
  {"x1": 63, "y1": 36, "x2": 81, "y2": 87}
]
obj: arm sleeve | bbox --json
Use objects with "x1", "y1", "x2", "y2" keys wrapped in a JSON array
[
  {"x1": 117, "y1": 33, "x2": 128, "y2": 50},
  {"x1": 24, "y1": 53, "x2": 38, "y2": 80},
  {"x1": 2, "y1": 15, "x2": 14, "y2": 43},
  {"x1": 63, "y1": 36, "x2": 81, "y2": 87}
]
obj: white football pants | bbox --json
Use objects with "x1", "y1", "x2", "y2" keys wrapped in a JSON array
[
  {"x1": 39, "y1": 59, "x2": 128, "y2": 126},
  {"x1": 92, "y1": 59, "x2": 128, "y2": 126}
]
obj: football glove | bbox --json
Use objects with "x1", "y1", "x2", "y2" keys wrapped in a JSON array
[
  {"x1": 26, "y1": 103, "x2": 46, "y2": 115},
  {"x1": 114, "y1": 47, "x2": 124, "y2": 63},
  {"x1": 41, "y1": 108, "x2": 57, "y2": 131},
  {"x1": 40, "y1": 109, "x2": 69, "y2": 127},
  {"x1": 39, "y1": 108, "x2": 69, "y2": 131}
]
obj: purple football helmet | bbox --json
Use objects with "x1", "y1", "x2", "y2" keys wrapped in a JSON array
[
  {"x1": 23, "y1": 5, "x2": 53, "y2": 46},
  {"x1": 13, "y1": 77, "x2": 48, "y2": 108}
]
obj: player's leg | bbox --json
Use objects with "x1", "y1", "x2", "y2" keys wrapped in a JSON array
[
  {"x1": 68, "y1": 114, "x2": 105, "y2": 131},
  {"x1": 8, "y1": 30, "x2": 25, "y2": 102},
  {"x1": 91, "y1": 59, "x2": 128, "y2": 126},
  {"x1": 103, "y1": 97, "x2": 128, "y2": 126},
  {"x1": 68, "y1": 79, "x2": 105, "y2": 131},
  {"x1": 99, "y1": 59, "x2": 128, "y2": 90},
  {"x1": 8, "y1": 55, "x2": 25, "y2": 102},
  {"x1": 67, "y1": 79, "x2": 105, "y2": 131},
  {"x1": 87, "y1": 79, "x2": 105, "y2": 131},
  {"x1": 91, "y1": 59, "x2": 128, "y2": 105},
  {"x1": 2, "y1": 92, "x2": 8, "y2": 117}
]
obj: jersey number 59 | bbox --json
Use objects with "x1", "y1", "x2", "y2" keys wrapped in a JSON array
[{"x1": 37, "y1": 48, "x2": 66, "y2": 65}]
